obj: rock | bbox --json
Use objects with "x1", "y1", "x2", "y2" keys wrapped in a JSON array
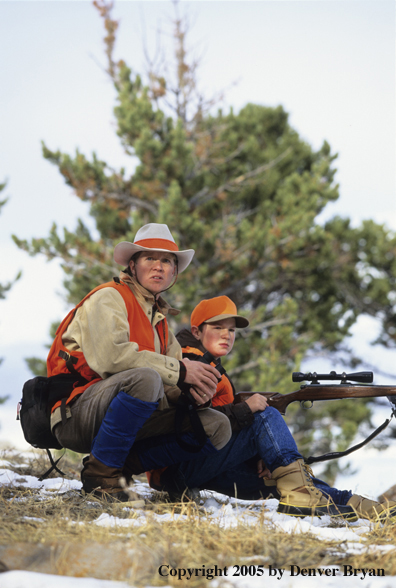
[{"x1": 0, "y1": 541, "x2": 161, "y2": 583}]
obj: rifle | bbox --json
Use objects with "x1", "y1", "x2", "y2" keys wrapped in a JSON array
[
  {"x1": 235, "y1": 370, "x2": 396, "y2": 415},
  {"x1": 235, "y1": 371, "x2": 396, "y2": 464}
]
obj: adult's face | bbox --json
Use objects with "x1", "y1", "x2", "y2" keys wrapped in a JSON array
[
  {"x1": 129, "y1": 251, "x2": 177, "y2": 294},
  {"x1": 192, "y1": 317, "x2": 236, "y2": 359}
]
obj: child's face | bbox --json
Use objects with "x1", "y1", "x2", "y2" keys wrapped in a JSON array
[{"x1": 193, "y1": 317, "x2": 236, "y2": 359}]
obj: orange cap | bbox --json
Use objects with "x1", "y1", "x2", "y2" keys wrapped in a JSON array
[{"x1": 191, "y1": 296, "x2": 249, "y2": 328}]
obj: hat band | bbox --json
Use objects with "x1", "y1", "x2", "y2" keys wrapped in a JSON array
[{"x1": 134, "y1": 238, "x2": 179, "y2": 252}]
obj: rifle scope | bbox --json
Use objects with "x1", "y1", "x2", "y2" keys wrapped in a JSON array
[{"x1": 292, "y1": 371, "x2": 374, "y2": 384}]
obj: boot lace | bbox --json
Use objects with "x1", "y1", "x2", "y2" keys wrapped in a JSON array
[
  {"x1": 302, "y1": 462, "x2": 321, "y2": 497},
  {"x1": 303, "y1": 463, "x2": 314, "y2": 478}
]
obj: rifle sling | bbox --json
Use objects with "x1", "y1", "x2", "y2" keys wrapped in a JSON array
[
  {"x1": 174, "y1": 390, "x2": 208, "y2": 452},
  {"x1": 304, "y1": 411, "x2": 394, "y2": 465}
]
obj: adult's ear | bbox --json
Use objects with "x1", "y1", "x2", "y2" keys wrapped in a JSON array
[{"x1": 128, "y1": 259, "x2": 136, "y2": 277}]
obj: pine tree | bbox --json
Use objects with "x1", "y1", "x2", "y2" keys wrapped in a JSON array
[{"x1": 13, "y1": 1, "x2": 396, "y2": 481}]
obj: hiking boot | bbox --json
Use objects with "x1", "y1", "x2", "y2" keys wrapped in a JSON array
[
  {"x1": 160, "y1": 465, "x2": 200, "y2": 503},
  {"x1": 80, "y1": 454, "x2": 131, "y2": 502},
  {"x1": 347, "y1": 494, "x2": 396, "y2": 523},
  {"x1": 273, "y1": 459, "x2": 357, "y2": 521}
]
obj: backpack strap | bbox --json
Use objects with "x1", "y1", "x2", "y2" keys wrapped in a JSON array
[
  {"x1": 60, "y1": 397, "x2": 68, "y2": 426},
  {"x1": 58, "y1": 350, "x2": 81, "y2": 378},
  {"x1": 38, "y1": 449, "x2": 66, "y2": 481}
]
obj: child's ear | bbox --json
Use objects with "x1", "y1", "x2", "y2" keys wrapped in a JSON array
[{"x1": 191, "y1": 325, "x2": 200, "y2": 340}]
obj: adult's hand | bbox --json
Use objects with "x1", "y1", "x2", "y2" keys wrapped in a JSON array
[
  {"x1": 181, "y1": 358, "x2": 221, "y2": 405},
  {"x1": 245, "y1": 393, "x2": 268, "y2": 413}
]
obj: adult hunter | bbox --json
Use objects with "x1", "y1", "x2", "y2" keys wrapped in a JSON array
[{"x1": 46, "y1": 224, "x2": 231, "y2": 501}]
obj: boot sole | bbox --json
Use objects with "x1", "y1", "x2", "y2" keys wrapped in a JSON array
[{"x1": 277, "y1": 502, "x2": 358, "y2": 521}]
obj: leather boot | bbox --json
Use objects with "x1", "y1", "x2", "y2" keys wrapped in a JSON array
[
  {"x1": 273, "y1": 459, "x2": 357, "y2": 520},
  {"x1": 347, "y1": 494, "x2": 396, "y2": 523},
  {"x1": 81, "y1": 454, "x2": 131, "y2": 502}
]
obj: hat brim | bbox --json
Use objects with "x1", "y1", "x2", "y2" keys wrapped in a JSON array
[
  {"x1": 204, "y1": 313, "x2": 249, "y2": 328},
  {"x1": 114, "y1": 242, "x2": 195, "y2": 274}
]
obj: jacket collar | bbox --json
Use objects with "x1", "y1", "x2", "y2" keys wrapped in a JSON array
[{"x1": 176, "y1": 328, "x2": 207, "y2": 353}]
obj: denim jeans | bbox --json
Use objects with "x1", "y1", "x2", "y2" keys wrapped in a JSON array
[
  {"x1": 173, "y1": 407, "x2": 353, "y2": 506},
  {"x1": 138, "y1": 433, "x2": 218, "y2": 471}
]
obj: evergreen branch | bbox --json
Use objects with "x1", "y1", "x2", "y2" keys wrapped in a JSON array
[
  {"x1": 227, "y1": 360, "x2": 261, "y2": 377},
  {"x1": 76, "y1": 183, "x2": 159, "y2": 216},
  {"x1": 93, "y1": 0, "x2": 119, "y2": 82},
  {"x1": 189, "y1": 147, "x2": 292, "y2": 207},
  {"x1": 0, "y1": 281, "x2": 14, "y2": 300},
  {"x1": 188, "y1": 138, "x2": 246, "y2": 179},
  {"x1": 227, "y1": 351, "x2": 297, "y2": 378},
  {"x1": 240, "y1": 317, "x2": 293, "y2": 334},
  {"x1": 127, "y1": 196, "x2": 159, "y2": 215},
  {"x1": 208, "y1": 235, "x2": 296, "y2": 294},
  {"x1": 97, "y1": 191, "x2": 158, "y2": 215},
  {"x1": 336, "y1": 281, "x2": 387, "y2": 318}
]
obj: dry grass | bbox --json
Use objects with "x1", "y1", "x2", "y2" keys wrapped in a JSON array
[
  {"x1": 1, "y1": 449, "x2": 396, "y2": 586},
  {"x1": 2, "y1": 447, "x2": 83, "y2": 480}
]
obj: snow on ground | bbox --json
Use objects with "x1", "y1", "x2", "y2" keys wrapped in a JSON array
[
  {"x1": 0, "y1": 466, "x2": 379, "y2": 538},
  {"x1": 1, "y1": 465, "x2": 396, "y2": 588}
]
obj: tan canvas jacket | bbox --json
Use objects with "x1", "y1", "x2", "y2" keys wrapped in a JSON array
[{"x1": 50, "y1": 273, "x2": 182, "y2": 428}]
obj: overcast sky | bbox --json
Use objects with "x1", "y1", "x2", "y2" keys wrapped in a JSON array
[{"x1": 0, "y1": 0, "x2": 395, "y2": 448}]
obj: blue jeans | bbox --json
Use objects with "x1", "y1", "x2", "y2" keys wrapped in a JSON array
[
  {"x1": 173, "y1": 408, "x2": 353, "y2": 505},
  {"x1": 137, "y1": 432, "x2": 217, "y2": 471}
]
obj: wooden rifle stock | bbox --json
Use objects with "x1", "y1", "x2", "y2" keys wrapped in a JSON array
[{"x1": 235, "y1": 384, "x2": 396, "y2": 415}]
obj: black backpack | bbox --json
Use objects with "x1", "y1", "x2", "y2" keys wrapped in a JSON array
[
  {"x1": 18, "y1": 373, "x2": 89, "y2": 449},
  {"x1": 18, "y1": 373, "x2": 87, "y2": 479}
]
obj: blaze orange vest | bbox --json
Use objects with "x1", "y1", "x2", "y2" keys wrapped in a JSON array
[
  {"x1": 47, "y1": 279, "x2": 169, "y2": 412},
  {"x1": 182, "y1": 346, "x2": 234, "y2": 406}
]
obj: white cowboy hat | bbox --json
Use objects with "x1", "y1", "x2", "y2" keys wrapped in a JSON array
[{"x1": 114, "y1": 223, "x2": 195, "y2": 273}]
